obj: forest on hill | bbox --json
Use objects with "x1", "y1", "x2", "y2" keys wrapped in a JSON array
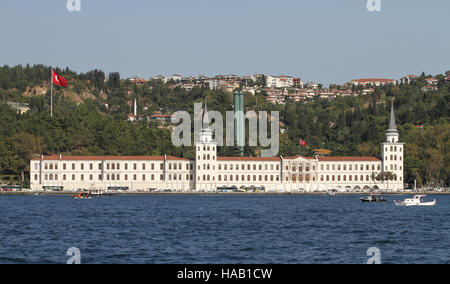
[{"x1": 0, "y1": 64, "x2": 448, "y2": 188}]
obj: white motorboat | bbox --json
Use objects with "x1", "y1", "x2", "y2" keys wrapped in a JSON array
[{"x1": 394, "y1": 195, "x2": 436, "y2": 207}]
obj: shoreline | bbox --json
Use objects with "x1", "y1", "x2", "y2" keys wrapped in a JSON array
[{"x1": 1, "y1": 191, "x2": 449, "y2": 197}]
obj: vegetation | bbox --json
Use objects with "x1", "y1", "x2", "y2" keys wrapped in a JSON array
[{"x1": 0, "y1": 64, "x2": 448, "y2": 188}]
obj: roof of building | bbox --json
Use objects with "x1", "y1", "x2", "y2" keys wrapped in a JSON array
[
  {"x1": 352, "y1": 78, "x2": 396, "y2": 82},
  {"x1": 34, "y1": 155, "x2": 381, "y2": 163},
  {"x1": 32, "y1": 155, "x2": 190, "y2": 161},
  {"x1": 316, "y1": 157, "x2": 381, "y2": 162},
  {"x1": 217, "y1": 157, "x2": 281, "y2": 162}
]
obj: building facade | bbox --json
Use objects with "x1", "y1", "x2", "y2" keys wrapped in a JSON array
[
  {"x1": 352, "y1": 78, "x2": 398, "y2": 87},
  {"x1": 30, "y1": 105, "x2": 404, "y2": 192}
]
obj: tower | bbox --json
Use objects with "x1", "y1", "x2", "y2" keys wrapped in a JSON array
[
  {"x1": 234, "y1": 91, "x2": 245, "y2": 156},
  {"x1": 194, "y1": 104, "x2": 218, "y2": 191},
  {"x1": 381, "y1": 102, "x2": 404, "y2": 191}
]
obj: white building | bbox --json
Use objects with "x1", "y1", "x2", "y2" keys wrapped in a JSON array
[
  {"x1": 266, "y1": 76, "x2": 296, "y2": 88},
  {"x1": 352, "y1": 78, "x2": 398, "y2": 87},
  {"x1": 30, "y1": 105, "x2": 404, "y2": 192}
]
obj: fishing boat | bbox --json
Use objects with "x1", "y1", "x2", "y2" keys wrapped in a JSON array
[
  {"x1": 360, "y1": 194, "x2": 386, "y2": 203},
  {"x1": 394, "y1": 195, "x2": 436, "y2": 207}
]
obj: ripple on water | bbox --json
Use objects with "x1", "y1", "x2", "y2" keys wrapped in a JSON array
[{"x1": 0, "y1": 195, "x2": 449, "y2": 264}]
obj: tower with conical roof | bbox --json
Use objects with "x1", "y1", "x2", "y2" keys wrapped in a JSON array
[
  {"x1": 195, "y1": 103, "x2": 218, "y2": 191},
  {"x1": 381, "y1": 100, "x2": 404, "y2": 191}
]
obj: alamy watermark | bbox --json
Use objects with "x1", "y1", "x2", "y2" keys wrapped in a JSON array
[
  {"x1": 171, "y1": 103, "x2": 280, "y2": 157},
  {"x1": 67, "y1": 0, "x2": 81, "y2": 12},
  {"x1": 367, "y1": 247, "x2": 381, "y2": 264},
  {"x1": 67, "y1": 247, "x2": 81, "y2": 264},
  {"x1": 367, "y1": 0, "x2": 381, "y2": 12}
]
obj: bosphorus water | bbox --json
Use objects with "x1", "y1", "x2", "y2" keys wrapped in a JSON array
[{"x1": 0, "y1": 195, "x2": 449, "y2": 264}]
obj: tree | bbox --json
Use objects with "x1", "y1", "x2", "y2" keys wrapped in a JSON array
[{"x1": 6, "y1": 133, "x2": 45, "y2": 180}]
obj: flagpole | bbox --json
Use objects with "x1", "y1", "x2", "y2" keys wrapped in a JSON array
[{"x1": 50, "y1": 68, "x2": 53, "y2": 118}]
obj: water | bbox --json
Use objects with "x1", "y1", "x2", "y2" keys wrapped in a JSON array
[{"x1": 0, "y1": 195, "x2": 449, "y2": 264}]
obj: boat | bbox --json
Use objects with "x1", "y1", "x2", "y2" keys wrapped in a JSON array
[
  {"x1": 328, "y1": 190, "x2": 336, "y2": 196},
  {"x1": 73, "y1": 192, "x2": 93, "y2": 199},
  {"x1": 360, "y1": 194, "x2": 386, "y2": 203},
  {"x1": 394, "y1": 195, "x2": 436, "y2": 207}
]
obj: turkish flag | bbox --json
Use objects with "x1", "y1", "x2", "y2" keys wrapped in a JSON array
[
  {"x1": 52, "y1": 70, "x2": 68, "y2": 87},
  {"x1": 300, "y1": 139, "x2": 307, "y2": 147}
]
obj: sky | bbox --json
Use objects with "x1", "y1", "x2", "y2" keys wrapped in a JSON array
[{"x1": 0, "y1": 0, "x2": 449, "y2": 86}]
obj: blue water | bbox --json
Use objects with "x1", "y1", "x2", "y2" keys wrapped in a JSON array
[{"x1": 0, "y1": 195, "x2": 449, "y2": 264}]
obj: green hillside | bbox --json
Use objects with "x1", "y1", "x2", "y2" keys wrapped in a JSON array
[{"x1": 0, "y1": 64, "x2": 448, "y2": 188}]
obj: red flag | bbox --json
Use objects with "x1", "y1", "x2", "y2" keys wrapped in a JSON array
[
  {"x1": 300, "y1": 139, "x2": 307, "y2": 147},
  {"x1": 52, "y1": 70, "x2": 68, "y2": 87}
]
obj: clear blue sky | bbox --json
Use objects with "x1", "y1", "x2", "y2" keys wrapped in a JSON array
[{"x1": 0, "y1": 0, "x2": 449, "y2": 85}]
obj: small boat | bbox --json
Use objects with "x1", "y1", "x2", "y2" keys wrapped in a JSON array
[
  {"x1": 394, "y1": 195, "x2": 436, "y2": 207},
  {"x1": 73, "y1": 192, "x2": 93, "y2": 199},
  {"x1": 360, "y1": 194, "x2": 386, "y2": 203}
]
